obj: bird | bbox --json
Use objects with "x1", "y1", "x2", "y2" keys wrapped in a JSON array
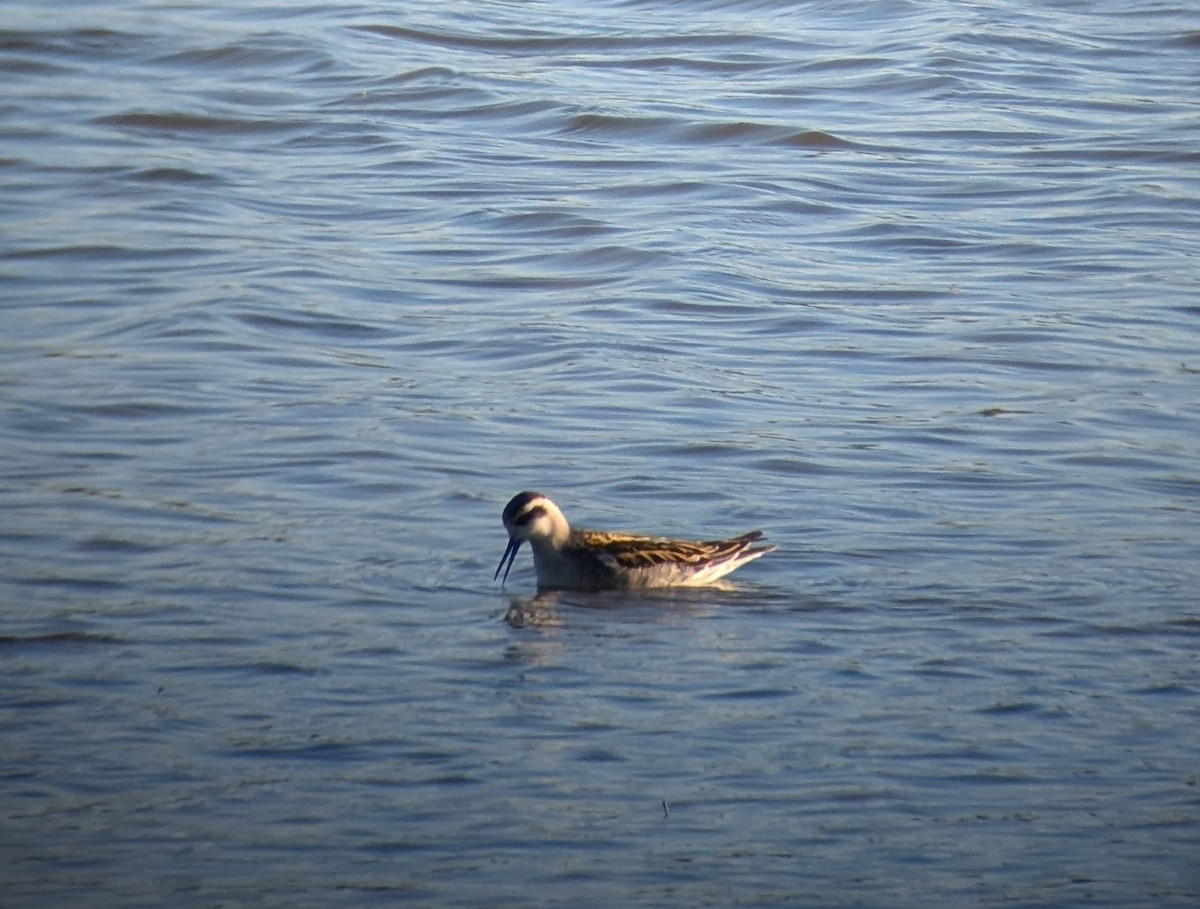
[{"x1": 494, "y1": 491, "x2": 775, "y2": 591}]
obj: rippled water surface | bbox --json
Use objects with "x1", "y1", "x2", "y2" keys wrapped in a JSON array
[{"x1": 2, "y1": 1, "x2": 1199, "y2": 906}]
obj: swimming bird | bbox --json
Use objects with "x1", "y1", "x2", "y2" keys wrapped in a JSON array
[{"x1": 494, "y1": 491, "x2": 775, "y2": 591}]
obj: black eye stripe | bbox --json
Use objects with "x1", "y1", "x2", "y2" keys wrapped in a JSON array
[
  {"x1": 513, "y1": 505, "x2": 547, "y2": 527},
  {"x1": 502, "y1": 491, "x2": 549, "y2": 525}
]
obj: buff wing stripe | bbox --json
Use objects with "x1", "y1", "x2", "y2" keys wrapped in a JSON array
[{"x1": 577, "y1": 529, "x2": 773, "y2": 571}]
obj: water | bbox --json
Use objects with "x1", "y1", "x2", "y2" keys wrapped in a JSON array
[{"x1": 2, "y1": 0, "x2": 1198, "y2": 905}]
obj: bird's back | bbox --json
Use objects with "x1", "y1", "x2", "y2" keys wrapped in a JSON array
[{"x1": 563, "y1": 528, "x2": 774, "y2": 588}]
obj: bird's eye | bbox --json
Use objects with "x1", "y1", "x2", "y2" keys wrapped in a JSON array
[{"x1": 513, "y1": 505, "x2": 547, "y2": 527}]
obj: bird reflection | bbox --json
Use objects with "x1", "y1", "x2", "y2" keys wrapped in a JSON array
[{"x1": 504, "y1": 590, "x2": 565, "y2": 628}]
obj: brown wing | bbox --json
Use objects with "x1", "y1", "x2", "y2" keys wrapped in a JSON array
[{"x1": 574, "y1": 529, "x2": 767, "y2": 571}]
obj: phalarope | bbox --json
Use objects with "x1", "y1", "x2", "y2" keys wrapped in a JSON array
[{"x1": 494, "y1": 491, "x2": 775, "y2": 591}]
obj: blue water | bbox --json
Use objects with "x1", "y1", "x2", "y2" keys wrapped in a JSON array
[{"x1": 2, "y1": 1, "x2": 1198, "y2": 906}]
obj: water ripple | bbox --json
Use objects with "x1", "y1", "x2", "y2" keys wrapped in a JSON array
[{"x1": 2, "y1": 1, "x2": 1199, "y2": 907}]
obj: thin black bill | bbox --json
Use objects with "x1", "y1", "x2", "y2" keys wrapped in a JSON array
[{"x1": 494, "y1": 537, "x2": 522, "y2": 584}]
